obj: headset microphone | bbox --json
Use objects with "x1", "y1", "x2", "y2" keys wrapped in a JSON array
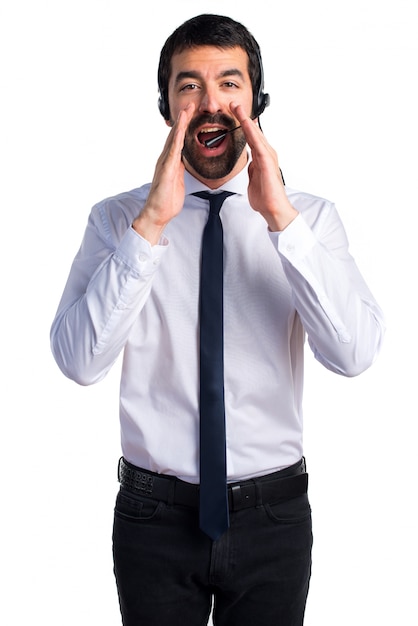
[{"x1": 203, "y1": 126, "x2": 242, "y2": 148}]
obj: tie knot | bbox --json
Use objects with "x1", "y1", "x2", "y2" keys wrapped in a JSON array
[{"x1": 192, "y1": 190, "x2": 235, "y2": 215}]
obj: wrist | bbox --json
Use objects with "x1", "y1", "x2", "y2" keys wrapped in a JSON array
[
  {"x1": 265, "y1": 206, "x2": 299, "y2": 233},
  {"x1": 132, "y1": 213, "x2": 166, "y2": 246}
]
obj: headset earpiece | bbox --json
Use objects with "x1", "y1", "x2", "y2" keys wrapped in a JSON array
[
  {"x1": 253, "y1": 49, "x2": 270, "y2": 118},
  {"x1": 253, "y1": 91, "x2": 270, "y2": 119},
  {"x1": 158, "y1": 90, "x2": 170, "y2": 120}
]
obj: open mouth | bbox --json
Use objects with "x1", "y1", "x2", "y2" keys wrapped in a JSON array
[{"x1": 197, "y1": 127, "x2": 228, "y2": 148}]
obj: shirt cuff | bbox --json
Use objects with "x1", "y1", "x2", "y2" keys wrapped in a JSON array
[
  {"x1": 268, "y1": 213, "x2": 317, "y2": 262},
  {"x1": 114, "y1": 226, "x2": 169, "y2": 275}
]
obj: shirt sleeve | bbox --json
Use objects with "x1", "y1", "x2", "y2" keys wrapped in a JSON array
[
  {"x1": 50, "y1": 201, "x2": 168, "y2": 385},
  {"x1": 268, "y1": 207, "x2": 385, "y2": 377}
]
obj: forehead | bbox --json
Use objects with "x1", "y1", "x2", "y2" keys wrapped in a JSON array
[{"x1": 169, "y1": 45, "x2": 251, "y2": 84}]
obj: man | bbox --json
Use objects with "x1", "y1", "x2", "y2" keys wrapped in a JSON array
[{"x1": 50, "y1": 14, "x2": 385, "y2": 626}]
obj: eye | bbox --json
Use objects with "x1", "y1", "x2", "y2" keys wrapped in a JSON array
[
  {"x1": 223, "y1": 81, "x2": 239, "y2": 88},
  {"x1": 180, "y1": 83, "x2": 200, "y2": 92}
]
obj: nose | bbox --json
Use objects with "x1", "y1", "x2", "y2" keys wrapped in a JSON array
[{"x1": 198, "y1": 87, "x2": 222, "y2": 115}]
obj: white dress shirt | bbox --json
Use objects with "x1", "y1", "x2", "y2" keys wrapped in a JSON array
[{"x1": 50, "y1": 163, "x2": 385, "y2": 483}]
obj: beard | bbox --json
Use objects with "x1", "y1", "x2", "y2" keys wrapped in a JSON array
[{"x1": 182, "y1": 113, "x2": 247, "y2": 180}]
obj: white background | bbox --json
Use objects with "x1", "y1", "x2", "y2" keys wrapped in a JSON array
[{"x1": 1, "y1": 0, "x2": 416, "y2": 624}]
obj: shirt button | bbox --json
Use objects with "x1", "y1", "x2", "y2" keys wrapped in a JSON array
[
  {"x1": 138, "y1": 254, "x2": 147, "y2": 262},
  {"x1": 286, "y1": 244, "x2": 295, "y2": 253},
  {"x1": 153, "y1": 257, "x2": 160, "y2": 265}
]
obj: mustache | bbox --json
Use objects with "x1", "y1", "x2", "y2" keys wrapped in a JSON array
[{"x1": 187, "y1": 113, "x2": 236, "y2": 135}]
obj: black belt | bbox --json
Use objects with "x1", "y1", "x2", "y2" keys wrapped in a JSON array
[{"x1": 118, "y1": 457, "x2": 308, "y2": 512}]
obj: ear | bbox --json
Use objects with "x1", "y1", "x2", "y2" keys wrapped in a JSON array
[{"x1": 165, "y1": 119, "x2": 174, "y2": 128}]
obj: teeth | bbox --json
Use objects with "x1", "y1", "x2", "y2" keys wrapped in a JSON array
[{"x1": 199, "y1": 127, "x2": 223, "y2": 134}]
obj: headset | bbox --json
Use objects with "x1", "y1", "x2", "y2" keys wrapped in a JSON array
[
  {"x1": 252, "y1": 48, "x2": 270, "y2": 118},
  {"x1": 158, "y1": 48, "x2": 270, "y2": 121}
]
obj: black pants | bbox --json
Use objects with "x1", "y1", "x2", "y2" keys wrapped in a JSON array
[{"x1": 112, "y1": 466, "x2": 312, "y2": 626}]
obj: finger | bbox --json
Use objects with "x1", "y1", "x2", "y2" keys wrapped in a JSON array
[
  {"x1": 229, "y1": 102, "x2": 263, "y2": 145},
  {"x1": 175, "y1": 103, "x2": 195, "y2": 136},
  {"x1": 167, "y1": 103, "x2": 195, "y2": 155}
]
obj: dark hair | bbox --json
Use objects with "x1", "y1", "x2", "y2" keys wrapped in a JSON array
[{"x1": 157, "y1": 14, "x2": 266, "y2": 120}]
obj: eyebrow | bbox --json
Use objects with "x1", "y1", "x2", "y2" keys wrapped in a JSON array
[{"x1": 174, "y1": 68, "x2": 245, "y2": 85}]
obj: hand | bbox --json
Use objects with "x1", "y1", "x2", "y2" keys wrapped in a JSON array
[
  {"x1": 133, "y1": 103, "x2": 195, "y2": 244},
  {"x1": 230, "y1": 102, "x2": 299, "y2": 232}
]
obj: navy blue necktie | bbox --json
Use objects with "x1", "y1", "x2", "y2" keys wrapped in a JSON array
[{"x1": 193, "y1": 190, "x2": 234, "y2": 540}]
